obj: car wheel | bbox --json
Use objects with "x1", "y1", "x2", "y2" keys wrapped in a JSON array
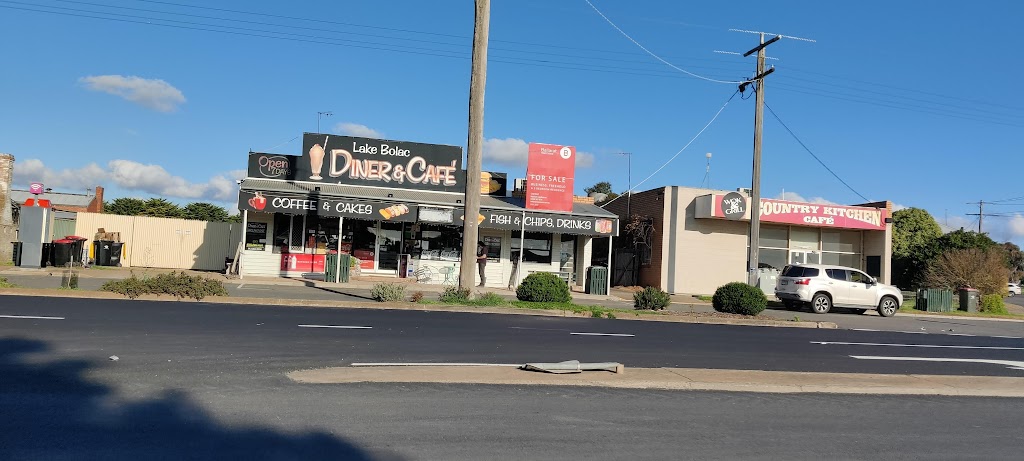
[
  {"x1": 811, "y1": 293, "x2": 831, "y2": 314},
  {"x1": 1010, "y1": 292, "x2": 1016, "y2": 297},
  {"x1": 878, "y1": 296, "x2": 898, "y2": 317}
]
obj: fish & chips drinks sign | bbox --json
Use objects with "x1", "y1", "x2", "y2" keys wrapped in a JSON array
[{"x1": 247, "y1": 134, "x2": 465, "y2": 192}]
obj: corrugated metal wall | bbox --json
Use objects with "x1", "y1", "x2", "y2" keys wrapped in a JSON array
[
  {"x1": 75, "y1": 213, "x2": 241, "y2": 270},
  {"x1": 52, "y1": 218, "x2": 76, "y2": 240}
]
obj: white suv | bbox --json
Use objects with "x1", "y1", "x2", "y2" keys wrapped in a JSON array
[
  {"x1": 1009, "y1": 283, "x2": 1021, "y2": 296},
  {"x1": 775, "y1": 264, "x2": 902, "y2": 317}
]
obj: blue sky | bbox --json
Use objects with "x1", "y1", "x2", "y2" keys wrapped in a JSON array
[{"x1": 2, "y1": 0, "x2": 1023, "y2": 244}]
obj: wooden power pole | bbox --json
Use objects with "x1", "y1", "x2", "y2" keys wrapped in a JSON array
[{"x1": 460, "y1": 0, "x2": 490, "y2": 292}]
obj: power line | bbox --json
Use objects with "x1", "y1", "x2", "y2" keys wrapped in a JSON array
[
  {"x1": 600, "y1": 90, "x2": 739, "y2": 209},
  {"x1": 582, "y1": 0, "x2": 749, "y2": 84},
  {"x1": 763, "y1": 103, "x2": 870, "y2": 202}
]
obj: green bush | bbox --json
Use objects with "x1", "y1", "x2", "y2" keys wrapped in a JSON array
[
  {"x1": 474, "y1": 292, "x2": 508, "y2": 306},
  {"x1": 516, "y1": 272, "x2": 571, "y2": 303},
  {"x1": 410, "y1": 291, "x2": 425, "y2": 303},
  {"x1": 439, "y1": 286, "x2": 471, "y2": 303},
  {"x1": 0, "y1": 277, "x2": 15, "y2": 288},
  {"x1": 370, "y1": 282, "x2": 406, "y2": 302},
  {"x1": 980, "y1": 294, "x2": 1008, "y2": 314},
  {"x1": 712, "y1": 282, "x2": 767, "y2": 316},
  {"x1": 634, "y1": 286, "x2": 671, "y2": 310},
  {"x1": 100, "y1": 271, "x2": 227, "y2": 300}
]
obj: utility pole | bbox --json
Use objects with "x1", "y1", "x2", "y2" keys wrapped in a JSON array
[
  {"x1": 459, "y1": 0, "x2": 490, "y2": 292},
  {"x1": 967, "y1": 200, "x2": 985, "y2": 233},
  {"x1": 740, "y1": 33, "x2": 779, "y2": 286}
]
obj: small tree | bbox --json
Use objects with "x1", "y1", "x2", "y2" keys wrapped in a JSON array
[
  {"x1": 584, "y1": 181, "x2": 619, "y2": 203},
  {"x1": 923, "y1": 248, "x2": 1009, "y2": 295},
  {"x1": 104, "y1": 197, "x2": 147, "y2": 216},
  {"x1": 183, "y1": 202, "x2": 230, "y2": 222},
  {"x1": 140, "y1": 198, "x2": 185, "y2": 218}
]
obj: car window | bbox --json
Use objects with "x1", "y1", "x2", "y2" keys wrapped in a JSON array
[
  {"x1": 849, "y1": 271, "x2": 870, "y2": 284},
  {"x1": 781, "y1": 266, "x2": 804, "y2": 277},
  {"x1": 803, "y1": 268, "x2": 819, "y2": 277},
  {"x1": 826, "y1": 269, "x2": 848, "y2": 281}
]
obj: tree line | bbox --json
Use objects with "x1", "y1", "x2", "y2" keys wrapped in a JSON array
[
  {"x1": 104, "y1": 198, "x2": 241, "y2": 223},
  {"x1": 893, "y1": 207, "x2": 1022, "y2": 295}
]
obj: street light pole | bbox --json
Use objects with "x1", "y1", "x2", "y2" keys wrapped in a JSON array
[{"x1": 317, "y1": 111, "x2": 333, "y2": 133}]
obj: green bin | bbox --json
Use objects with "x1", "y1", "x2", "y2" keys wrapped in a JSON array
[
  {"x1": 916, "y1": 288, "x2": 953, "y2": 312},
  {"x1": 958, "y1": 288, "x2": 980, "y2": 312},
  {"x1": 585, "y1": 266, "x2": 608, "y2": 295},
  {"x1": 324, "y1": 254, "x2": 352, "y2": 283}
]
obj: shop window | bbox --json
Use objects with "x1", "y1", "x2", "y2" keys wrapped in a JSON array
[
  {"x1": 289, "y1": 215, "x2": 304, "y2": 252},
  {"x1": 822, "y1": 230, "x2": 861, "y2": 254},
  {"x1": 412, "y1": 224, "x2": 463, "y2": 261},
  {"x1": 790, "y1": 227, "x2": 819, "y2": 251},
  {"x1": 822, "y1": 252, "x2": 861, "y2": 268},
  {"x1": 759, "y1": 226, "x2": 788, "y2": 249},
  {"x1": 758, "y1": 248, "x2": 788, "y2": 270},
  {"x1": 306, "y1": 215, "x2": 339, "y2": 254},
  {"x1": 273, "y1": 214, "x2": 291, "y2": 254},
  {"x1": 512, "y1": 231, "x2": 552, "y2": 264}
]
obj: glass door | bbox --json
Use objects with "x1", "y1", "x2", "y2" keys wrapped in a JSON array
[{"x1": 376, "y1": 221, "x2": 404, "y2": 273}]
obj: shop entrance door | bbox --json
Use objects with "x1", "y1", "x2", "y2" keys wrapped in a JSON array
[{"x1": 376, "y1": 221, "x2": 404, "y2": 273}]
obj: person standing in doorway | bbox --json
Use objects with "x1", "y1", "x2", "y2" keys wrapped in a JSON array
[{"x1": 477, "y1": 241, "x2": 487, "y2": 287}]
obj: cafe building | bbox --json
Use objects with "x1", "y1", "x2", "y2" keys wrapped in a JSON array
[
  {"x1": 235, "y1": 133, "x2": 619, "y2": 289},
  {"x1": 602, "y1": 186, "x2": 893, "y2": 295}
]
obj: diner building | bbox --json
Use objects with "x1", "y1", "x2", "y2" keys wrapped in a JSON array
[{"x1": 235, "y1": 133, "x2": 619, "y2": 289}]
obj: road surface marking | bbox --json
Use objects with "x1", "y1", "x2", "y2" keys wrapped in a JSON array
[
  {"x1": 0, "y1": 315, "x2": 65, "y2": 320},
  {"x1": 992, "y1": 335, "x2": 1024, "y2": 339},
  {"x1": 850, "y1": 355, "x2": 1024, "y2": 371},
  {"x1": 352, "y1": 362, "x2": 521, "y2": 367},
  {"x1": 570, "y1": 332, "x2": 635, "y2": 337},
  {"x1": 851, "y1": 328, "x2": 881, "y2": 332},
  {"x1": 812, "y1": 341, "x2": 1024, "y2": 350},
  {"x1": 298, "y1": 324, "x2": 372, "y2": 329},
  {"x1": 850, "y1": 329, "x2": 1021, "y2": 340}
]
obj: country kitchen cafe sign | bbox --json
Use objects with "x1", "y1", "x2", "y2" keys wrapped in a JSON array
[
  {"x1": 696, "y1": 194, "x2": 888, "y2": 231},
  {"x1": 247, "y1": 134, "x2": 466, "y2": 193}
]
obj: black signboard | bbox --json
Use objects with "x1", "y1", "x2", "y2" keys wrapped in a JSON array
[
  {"x1": 245, "y1": 222, "x2": 267, "y2": 251},
  {"x1": 238, "y1": 191, "x2": 417, "y2": 222},
  {"x1": 456, "y1": 209, "x2": 617, "y2": 237},
  {"x1": 720, "y1": 191, "x2": 747, "y2": 220},
  {"x1": 246, "y1": 134, "x2": 464, "y2": 192}
]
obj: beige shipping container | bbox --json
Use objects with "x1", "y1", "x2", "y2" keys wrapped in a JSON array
[{"x1": 75, "y1": 212, "x2": 241, "y2": 270}]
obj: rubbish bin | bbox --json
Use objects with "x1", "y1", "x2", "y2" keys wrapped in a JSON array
[
  {"x1": 11, "y1": 242, "x2": 22, "y2": 266},
  {"x1": 585, "y1": 266, "x2": 608, "y2": 295},
  {"x1": 324, "y1": 253, "x2": 352, "y2": 283},
  {"x1": 94, "y1": 240, "x2": 113, "y2": 266},
  {"x1": 109, "y1": 242, "x2": 124, "y2": 267},
  {"x1": 959, "y1": 288, "x2": 980, "y2": 312},
  {"x1": 916, "y1": 288, "x2": 953, "y2": 312},
  {"x1": 51, "y1": 239, "x2": 74, "y2": 267},
  {"x1": 41, "y1": 242, "x2": 53, "y2": 268},
  {"x1": 338, "y1": 254, "x2": 351, "y2": 283},
  {"x1": 64, "y1": 236, "x2": 87, "y2": 264}
]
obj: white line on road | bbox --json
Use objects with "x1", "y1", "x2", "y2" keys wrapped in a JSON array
[
  {"x1": 0, "y1": 315, "x2": 65, "y2": 320},
  {"x1": 570, "y1": 332, "x2": 635, "y2": 337},
  {"x1": 813, "y1": 341, "x2": 1024, "y2": 350},
  {"x1": 850, "y1": 355, "x2": 1024, "y2": 371},
  {"x1": 352, "y1": 362, "x2": 521, "y2": 367},
  {"x1": 298, "y1": 324, "x2": 372, "y2": 329}
]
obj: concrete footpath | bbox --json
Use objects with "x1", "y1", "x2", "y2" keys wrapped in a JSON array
[{"x1": 289, "y1": 365, "x2": 1024, "y2": 398}]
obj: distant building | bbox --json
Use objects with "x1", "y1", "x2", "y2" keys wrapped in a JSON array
[{"x1": 10, "y1": 186, "x2": 104, "y2": 215}]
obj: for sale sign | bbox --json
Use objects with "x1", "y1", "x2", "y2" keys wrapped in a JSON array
[{"x1": 525, "y1": 143, "x2": 575, "y2": 212}]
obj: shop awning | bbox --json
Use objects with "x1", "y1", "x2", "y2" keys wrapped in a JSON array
[{"x1": 239, "y1": 179, "x2": 619, "y2": 237}]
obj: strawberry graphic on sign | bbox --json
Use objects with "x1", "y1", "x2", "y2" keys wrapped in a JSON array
[{"x1": 248, "y1": 192, "x2": 267, "y2": 211}]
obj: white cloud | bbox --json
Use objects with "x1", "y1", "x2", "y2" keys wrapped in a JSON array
[
  {"x1": 79, "y1": 75, "x2": 186, "y2": 112},
  {"x1": 775, "y1": 191, "x2": 837, "y2": 205},
  {"x1": 12, "y1": 159, "x2": 244, "y2": 203},
  {"x1": 334, "y1": 122, "x2": 382, "y2": 138},
  {"x1": 482, "y1": 137, "x2": 594, "y2": 168},
  {"x1": 892, "y1": 203, "x2": 908, "y2": 211},
  {"x1": 1009, "y1": 215, "x2": 1024, "y2": 237}
]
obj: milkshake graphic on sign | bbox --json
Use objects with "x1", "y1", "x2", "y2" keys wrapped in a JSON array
[{"x1": 308, "y1": 136, "x2": 327, "y2": 180}]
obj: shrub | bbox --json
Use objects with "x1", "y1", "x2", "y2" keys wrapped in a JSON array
[
  {"x1": 979, "y1": 294, "x2": 1008, "y2": 314},
  {"x1": 101, "y1": 271, "x2": 227, "y2": 300},
  {"x1": 474, "y1": 292, "x2": 507, "y2": 306},
  {"x1": 0, "y1": 277, "x2": 15, "y2": 288},
  {"x1": 410, "y1": 291, "x2": 424, "y2": 303},
  {"x1": 516, "y1": 272, "x2": 571, "y2": 303},
  {"x1": 101, "y1": 276, "x2": 149, "y2": 299},
  {"x1": 370, "y1": 282, "x2": 406, "y2": 302},
  {"x1": 634, "y1": 286, "x2": 671, "y2": 310},
  {"x1": 712, "y1": 282, "x2": 767, "y2": 316},
  {"x1": 439, "y1": 286, "x2": 471, "y2": 303}
]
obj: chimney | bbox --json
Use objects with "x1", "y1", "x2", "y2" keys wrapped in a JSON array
[{"x1": 89, "y1": 186, "x2": 104, "y2": 213}]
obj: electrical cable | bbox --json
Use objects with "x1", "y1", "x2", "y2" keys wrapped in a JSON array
[
  {"x1": 763, "y1": 102, "x2": 871, "y2": 202},
  {"x1": 600, "y1": 90, "x2": 739, "y2": 209},
  {"x1": 582, "y1": 0, "x2": 749, "y2": 85}
]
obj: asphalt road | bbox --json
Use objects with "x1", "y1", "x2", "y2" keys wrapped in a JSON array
[
  {"x1": 5, "y1": 273, "x2": 1024, "y2": 337},
  {"x1": 2, "y1": 296, "x2": 1023, "y2": 460}
]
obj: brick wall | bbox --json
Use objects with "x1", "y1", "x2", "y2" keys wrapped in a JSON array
[{"x1": 602, "y1": 188, "x2": 667, "y2": 288}]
